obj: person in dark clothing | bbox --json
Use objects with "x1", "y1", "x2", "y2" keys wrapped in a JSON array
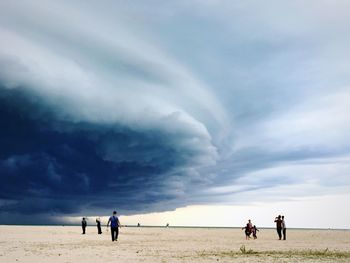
[
  {"x1": 282, "y1": 215, "x2": 287, "y2": 240},
  {"x1": 82, "y1": 217, "x2": 87, "y2": 234},
  {"x1": 96, "y1": 218, "x2": 102, "y2": 234},
  {"x1": 241, "y1": 219, "x2": 253, "y2": 240},
  {"x1": 107, "y1": 211, "x2": 120, "y2": 241},
  {"x1": 252, "y1": 225, "x2": 259, "y2": 239},
  {"x1": 274, "y1": 215, "x2": 282, "y2": 240}
]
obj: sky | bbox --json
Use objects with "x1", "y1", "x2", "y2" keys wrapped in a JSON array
[{"x1": 0, "y1": 0, "x2": 350, "y2": 228}]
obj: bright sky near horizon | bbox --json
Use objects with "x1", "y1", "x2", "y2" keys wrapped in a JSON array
[{"x1": 0, "y1": 0, "x2": 350, "y2": 228}]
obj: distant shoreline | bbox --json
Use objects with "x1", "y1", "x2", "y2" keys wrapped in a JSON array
[{"x1": 1, "y1": 224, "x2": 349, "y2": 231}]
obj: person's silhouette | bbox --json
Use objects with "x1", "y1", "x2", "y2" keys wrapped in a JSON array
[
  {"x1": 81, "y1": 218, "x2": 87, "y2": 234},
  {"x1": 96, "y1": 218, "x2": 102, "y2": 234}
]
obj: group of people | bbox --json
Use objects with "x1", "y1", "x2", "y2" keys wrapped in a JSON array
[
  {"x1": 274, "y1": 215, "x2": 287, "y2": 240},
  {"x1": 84, "y1": 212, "x2": 287, "y2": 242},
  {"x1": 81, "y1": 211, "x2": 121, "y2": 242},
  {"x1": 242, "y1": 219, "x2": 259, "y2": 240},
  {"x1": 242, "y1": 215, "x2": 287, "y2": 240}
]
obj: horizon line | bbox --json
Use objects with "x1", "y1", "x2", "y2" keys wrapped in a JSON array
[{"x1": 1, "y1": 224, "x2": 349, "y2": 231}]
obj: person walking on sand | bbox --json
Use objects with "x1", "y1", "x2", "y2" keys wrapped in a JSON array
[
  {"x1": 96, "y1": 217, "x2": 102, "y2": 234},
  {"x1": 274, "y1": 215, "x2": 282, "y2": 240},
  {"x1": 282, "y1": 215, "x2": 286, "y2": 240},
  {"x1": 107, "y1": 211, "x2": 121, "y2": 242},
  {"x1": 81, "y1": 217, "x2": 87, "y2": 234}
]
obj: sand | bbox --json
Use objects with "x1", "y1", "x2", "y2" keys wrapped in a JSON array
[{"x1": 0, "y1": 225, "x2": 350, "y2": 262}]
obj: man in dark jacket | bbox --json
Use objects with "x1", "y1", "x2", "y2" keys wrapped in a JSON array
[{"x1": 82, "y1": 217, "x2": 87, "y2": 234}]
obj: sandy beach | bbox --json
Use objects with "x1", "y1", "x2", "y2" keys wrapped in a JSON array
[{"x1": 0, "y1": 226, "x2": 349, "y2": 262}]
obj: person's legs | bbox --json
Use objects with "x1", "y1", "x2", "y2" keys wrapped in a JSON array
[
  {"x1": 283, "y1": 228, "x2": 286, "y2": 240},
  {"x1": 111, "y1": 227, "x2": 115, "y2": 241},
  {"x1": 82, "y1": 226, "x2": 86, "y2": 234},
  {"x1": 253, "y1": 232, "x2": 257, "y2": 239},
  {"x1": 277, "y1": 228, "x2": 282, "y2": 240},
  {"x1": 115, "y1": 227, "x2": 119, "y2": 241}
]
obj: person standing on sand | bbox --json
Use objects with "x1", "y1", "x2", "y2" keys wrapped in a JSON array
[
  {"x1": 107, "y1": 211, "x2": 121, "y2": 241},
  {"x1": 242, "y1": 219, "x2": 253, "y2": 239},
  {"x1": 282, "y1": 215, "x2": 286, "y2": 240},
  {"x1": 274, "y1": 215, "x2": 282, "y2": 240},
  {"x1": 82, "y1": 217, "x2": 87, "y2": 234},
  {"x1": 96, "y1": 217, "x2": 102, "y2": 234},
  {"x1": 252, "y1": 225, "x2": 259, "y2": 239}
]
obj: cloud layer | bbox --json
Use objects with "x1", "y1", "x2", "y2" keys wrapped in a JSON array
[{"x1": 1, "y1": 0, "x2": 350, "y2": 223}]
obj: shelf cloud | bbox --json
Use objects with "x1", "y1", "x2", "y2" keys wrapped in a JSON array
[{"x1": 1, "y1": 0, "x2": 350, "y2": 224}]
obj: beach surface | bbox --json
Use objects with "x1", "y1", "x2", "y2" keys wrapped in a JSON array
[{"x1": 1, "y1": 225, "x2": 350, "y2": 262}]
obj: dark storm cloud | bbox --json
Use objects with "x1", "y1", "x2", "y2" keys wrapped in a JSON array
[
  {"x1": 1, "y1": 1, "x2": 350, "y2": 224},
  {"x1": 0, "y1": 1, "x2": 226, "y2": 223},
  {"x1": 0, "y1": 87, "x2": 215, "y2": 220}
]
